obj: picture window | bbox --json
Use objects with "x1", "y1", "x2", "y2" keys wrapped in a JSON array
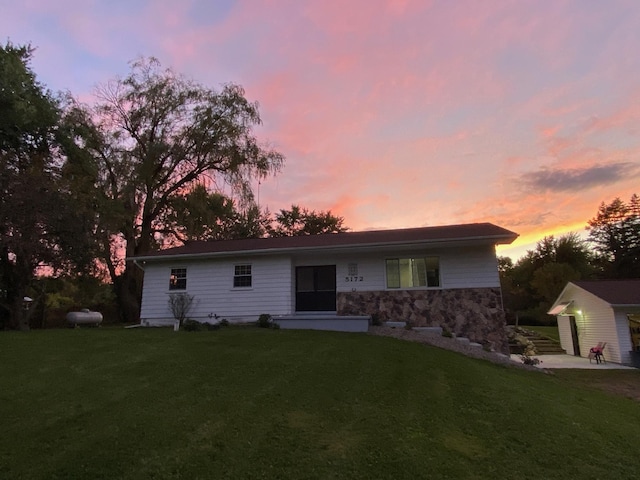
[{"x1": 385, "y1": 257, "x2": 439, "y2": 288}]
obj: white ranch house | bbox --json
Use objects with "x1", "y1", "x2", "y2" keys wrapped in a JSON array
[
  {"x1": 548, "y1": 280, "x2": 640, "y2": 366},
  {"x1": 131, "y1": 223, "x2": 518, "y2": 352}
]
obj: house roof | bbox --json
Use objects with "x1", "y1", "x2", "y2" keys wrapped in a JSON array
[
  {"x1": 131, "y1": 222, "x2": 518, "y2": 261},
  {"x1": 573, "y1": 280, "x2": 640, "y2": 306}
]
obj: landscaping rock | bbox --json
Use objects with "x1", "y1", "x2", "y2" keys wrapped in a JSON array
[{"x1": 368, "y1": 326, "x2": 544, "y2": 372}]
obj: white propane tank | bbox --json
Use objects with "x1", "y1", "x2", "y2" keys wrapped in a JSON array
[{"x1": 66, "y1": 309, "x2": 103, "y2": 327}]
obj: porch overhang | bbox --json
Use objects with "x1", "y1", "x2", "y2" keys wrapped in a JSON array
[{"x1": 548, "y1": 301, "x2": 573, "y2": 316}]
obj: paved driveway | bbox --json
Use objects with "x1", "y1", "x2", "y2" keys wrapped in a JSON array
[{"x1": 510, "y1": 354, "x2": 636, "y2": 369}]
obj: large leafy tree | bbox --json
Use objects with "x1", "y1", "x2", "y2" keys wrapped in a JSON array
[
  {"x1": 500, "y1": 233, "x2": 594, "y2": 324},
  {"x1": 0, "y1": 43, "x2": 96, "y2": 329},
  {"x1": 77, "y1": 58, "x2": 284, "y2": 322},
  {"x1": 587, "y1": 194, "x2": 640, "y2": 278},
  {"x1": 165, "y1": 194, "x2": 348, "y2": 242},
  {"x1": 270, "y1": 205, "x2": 348, "y2": 236}
]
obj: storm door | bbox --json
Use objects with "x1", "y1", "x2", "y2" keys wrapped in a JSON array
[{"x1": 295, "y1": 265, "x2": 336, "y2": 312}]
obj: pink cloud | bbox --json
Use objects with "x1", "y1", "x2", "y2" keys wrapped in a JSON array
[{"x1": 4, "y1": 0, "x2": 640, "y2": 259}]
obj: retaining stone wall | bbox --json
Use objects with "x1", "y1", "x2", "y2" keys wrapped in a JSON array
[{"x1": 337, "y1": 288, "x2": 509, "y2": 353}]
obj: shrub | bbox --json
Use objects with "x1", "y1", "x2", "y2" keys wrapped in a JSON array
[
  {"x1": 441, "y1": 328, "x2": 453, "y2": 338},
  {"x1": 370, "y1": 313, "x2": 383, "y2": 326},
  {"x1": 168, "y1": 293, "x2": 195, "y2": 326},
  {"x1": 520, "y1": 354, "x2": 542, "y2": 366},
  {"x1": 182, "y1": 319, "x2": 204, "y2": 332},
  {"x1": 257, "y1": 314, "x2": 272, "y2": 328},
  {"x1": 219, "y1": 319, "x2": 230, "y2": 327}
]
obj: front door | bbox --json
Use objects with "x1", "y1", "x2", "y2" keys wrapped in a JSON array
[
  {"x1": 569, "y1": 316, "x2": 581, "y2": 356},
  {"x1": 295, "y1": 265, "x2": 336, "y2": 312}
]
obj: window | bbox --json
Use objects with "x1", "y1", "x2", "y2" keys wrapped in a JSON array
[
  {"x1": 385, "y1": 257, "x2": 439, "y2": 288},
  {"x1": 169, "y1": 268, "x2": 187, "y2": 290},
  {"x1": 233, "y1": 264, "x2": 252, "y2": 288}
]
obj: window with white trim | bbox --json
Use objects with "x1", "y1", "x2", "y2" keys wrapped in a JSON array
[
  {"x1": 385, "y1": 257, "x2": 439, "y2": 288},
  {"x1": 233, "y1": 264, "x2": 252, "y2": 288},
  {"x1": 169, "y1": 268, "x2": 187, "y2": 290}
]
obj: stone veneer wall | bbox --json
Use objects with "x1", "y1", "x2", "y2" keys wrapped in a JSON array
[{"x1": 337, "y1": 288, "x2": 509, "y2": 353}]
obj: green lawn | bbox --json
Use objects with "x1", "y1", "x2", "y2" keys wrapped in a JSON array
[{"x1": 1, "y1": 327, "x2": 639, "y2": 480}]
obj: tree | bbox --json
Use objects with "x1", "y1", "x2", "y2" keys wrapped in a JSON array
[
  {"x1": 270, "y1": 205, "x2": 348, "y2": 236},
  {"x1": 587, "y1": 194, "x2": 640, "y2": 278},
  {"x1": 500, "y1": 233, "x2": 594, "y2": 324},
  {"x1": 0, "y1": 43, "x2": 96, "y2": 329},
  {"x1": 162, "y1": 184, "x2": 237, "y2": 243},
  {"x1": 167, "y1": 292, "x2": 195, "y2": 327},
  {"x1": 76, "y1": 58, "x2": 284, "y2": 322}
]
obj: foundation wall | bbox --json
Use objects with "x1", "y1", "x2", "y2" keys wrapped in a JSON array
[{"x1": 337, "y1": 288, "x2": 509, "y2": 353}]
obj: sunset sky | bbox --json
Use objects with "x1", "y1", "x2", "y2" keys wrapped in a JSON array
[{"x1": 3, "y1": 0, "x2": 639, "y2": 259}]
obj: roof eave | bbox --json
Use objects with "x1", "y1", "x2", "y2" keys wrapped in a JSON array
[{"x1": 130, "y1": 233, "x2": 517, "y2": 263}]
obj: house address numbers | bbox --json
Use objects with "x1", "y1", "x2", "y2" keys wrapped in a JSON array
[{"x1": 345, "y1": 276, "x2": 364, "y2": 282}]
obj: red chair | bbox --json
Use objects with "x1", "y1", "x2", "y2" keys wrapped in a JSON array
[{"x1": 589, "y1": 342, "x2": 607, "y2": 364}]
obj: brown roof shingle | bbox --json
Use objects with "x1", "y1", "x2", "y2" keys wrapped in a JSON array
[
  {"x1": 574, "y1": 280, "x2": 640, "y2": 306},
  {"x1": 132, "y1": 222, "x2": 517, "y2": 261}
]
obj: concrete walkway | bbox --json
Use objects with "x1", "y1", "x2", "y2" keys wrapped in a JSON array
[{"x1": 510, "y1": 354, "x2": 637, "y2": 370}]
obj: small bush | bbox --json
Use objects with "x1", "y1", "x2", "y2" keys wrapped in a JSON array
[
  {"x1": 257, "y1": 314, "x2": 272, "y2": 328},
  {"x1": 219, "y1": 319, "x2": 230, "y2": 327},
  {"x1": 519, "y1": 354, "x2": 542, "y2": 366},
  {"x1": 182, "y1": 319, "x2": 220, "y2": 332},
  {"x1": 442, "y1": 328, "x2": 453, "y2": 338},
  {"x1": 182, "y1": 319, "x2": 204, "y2": 332}
]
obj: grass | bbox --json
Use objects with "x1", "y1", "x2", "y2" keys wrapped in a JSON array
[
  {"x1": 1, "y1": 327, "x2": 639, "y2": 480},
  {"x1": 521, "y1": 325, "x2": 560, "y2": 342}
]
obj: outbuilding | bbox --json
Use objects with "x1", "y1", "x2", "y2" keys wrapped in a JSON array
[
  {"x1": 131, "y1": 222, "x2": 517, "y2": 352},
  {"x1": 548, "y1": 280, "x2": 640, "y2": 365}
]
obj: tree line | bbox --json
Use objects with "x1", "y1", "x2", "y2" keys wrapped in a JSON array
[
  {"x1": 500, "y1": 193, "x2": 640, "y2": 324},
  {"x1": 0, "y1": 43, "x2": 346, "y2": 330}
]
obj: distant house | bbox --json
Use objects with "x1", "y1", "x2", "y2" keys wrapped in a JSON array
[
  {"x1": 131, "y1": 222, "x2": 518, "y2": 352},
  {"x1": 548, "y1": 280, "x2": 640, "y2": 365}
]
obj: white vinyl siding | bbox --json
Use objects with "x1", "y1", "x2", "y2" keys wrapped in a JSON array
[
  {"x1": 139, "y1": 244, "x2": 502, "y2": 325},
  {"x1": 140, "y1": 256, "x2": 292, "y2": 324},
  {"x1": 294, "y1": 245, "x2": 500, "y2": 293},
  {"x1": 554, "y1": 284, "x2": 624, "y2": 364},
  {"x1": 613, "y1": 310, "x2": 636, "y2": 365}
]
